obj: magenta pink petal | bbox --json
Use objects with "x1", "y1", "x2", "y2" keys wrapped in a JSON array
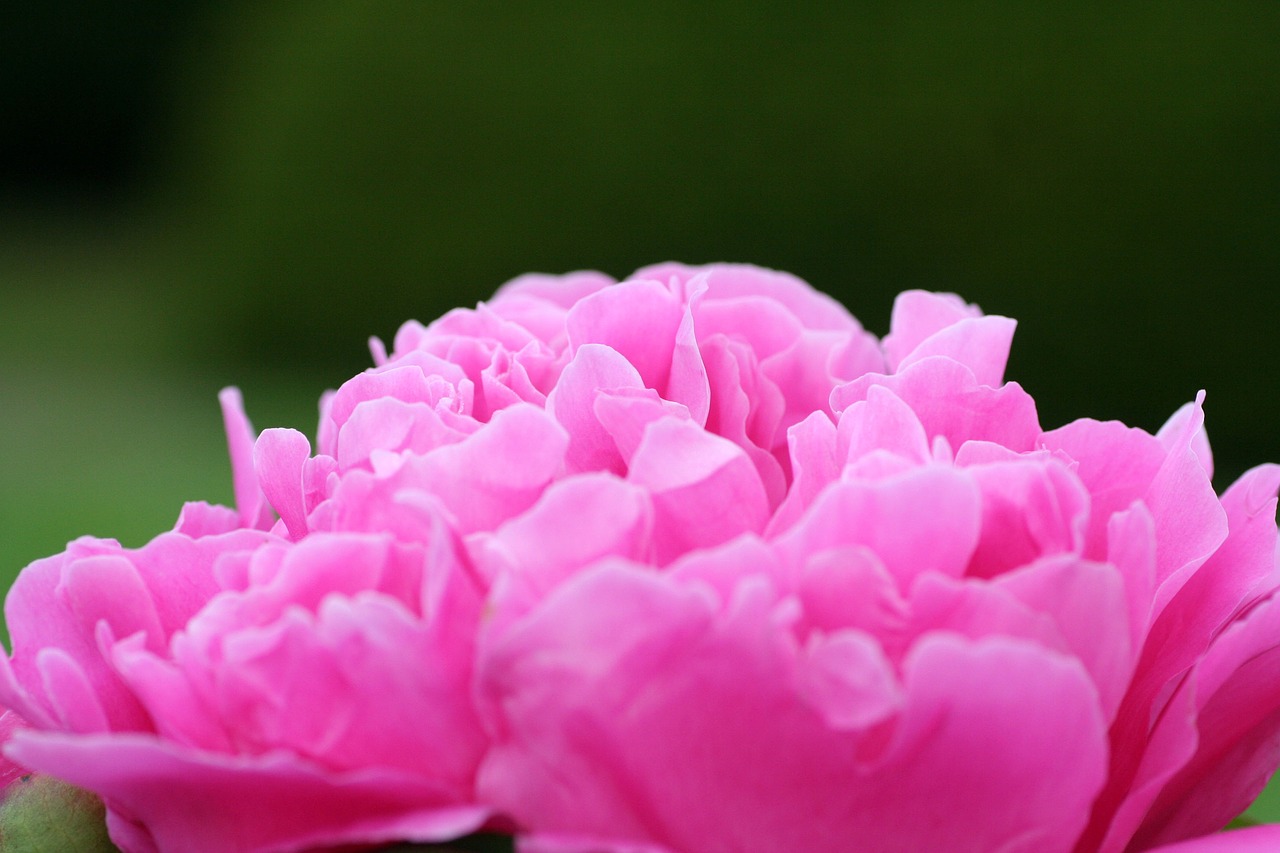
[
  {"x1": 767, "y1": 410, "x2": 839, "y2": 536},
  {"x1": 218, "y1": 387, "x2": 271, "y2": 530},
  {"x1": 773, "y1": 466, "x2": 982, "y2": 590},
  {"x1": 404, "y1": 403, "x2": 569, "y2": 533},
  {"x1": 1127, "y1": 593, "x2": 1280, "y2": 850},
  {"x1": 478, "y1": 565, "x2": 1107, "y2": 853},
  {"x1": 1143, "y1": 826, "x2": 1280, "y2": 853},
  {"x1": 626, "y1": 417, "x2": 769, "y2": 564},
  {"x1": 6, "y1": 731, "x2": 489, "y2": 853}
]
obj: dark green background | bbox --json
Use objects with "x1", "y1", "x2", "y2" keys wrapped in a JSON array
[{"x1": 2, "y1": 0, "x2": 1279, "y2": 819}]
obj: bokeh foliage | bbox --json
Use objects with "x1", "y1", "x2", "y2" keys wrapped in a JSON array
[{"x1": 167, "y1": 2, "x2": 1279, "y2": 471}]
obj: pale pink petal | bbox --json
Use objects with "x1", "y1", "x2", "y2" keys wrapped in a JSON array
[
  {"x1": 631, "y1": 261, "x2": 859, "y2": 331},
  {"x1": 253, "y1": 428, "x2": 311, "y2": 540},
  {"x1": 546, "y1": 344, "x2": 646, "y2": 475},
  {"x1": 1157, "y1": 396, "x2": 1214, "y2": 480},
  {"x1": 218, "y1": 387, "x2": 270, "y2": 530},
  {"x1": 337, "y1": 397, "x2": 470, "y2": 469},
  {"x1": 762, "y1": 327, "x2": 884, "y2": 447},
  {"x1": 836, "y1": 384, "x2": 931, "y2": 468},
  {"x1": 882, "y1": 290, "x2": 982, "y2": 371},
  {"x1": 895, "y1": 315, "x2": 1017, "y2": 388},
  {"x1": 592, "y1": 388, "x2": 692, "y2": 464},
  {"x1": 699, "y1": 335, "x2": 787, "y2": 505},
  {"x1": 327, "y1": 354, "x2": 474, "y2": 430},
  {"x1": 666, "y1": 289, "x2": 710, "y2": 426},
  {"x1": 493, "y1": 270, "x2": 616, "y2": 308},
  {"x1": 693, "y1": 295, "x2": 804, "y2": 362},
  {"x1": 566, "y1": 280, "x2": 683, "y2": 394},
  {"x1": 171, "y1": 502, "x2": 241, "y2": 538}
]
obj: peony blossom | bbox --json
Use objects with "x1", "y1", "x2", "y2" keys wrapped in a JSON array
[{"x1": 2, "y1": 262, "x2": 1280, "y2": 852}]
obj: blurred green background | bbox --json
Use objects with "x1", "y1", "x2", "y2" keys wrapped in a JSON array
[{"x1": 1, "y1": 0, "x2": 1279, "y2": 818}]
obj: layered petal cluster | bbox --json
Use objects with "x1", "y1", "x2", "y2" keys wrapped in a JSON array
[{"x1": 3, "y1": 263, "x2": 1280, "y2": 853}]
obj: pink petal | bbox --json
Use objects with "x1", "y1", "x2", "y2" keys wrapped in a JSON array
[
  {"x1": 772, "y1": 466, "x2": 982, "y2": 590},
  {"x1": 546, "y1": 344, "x2": 646, "y2": 475},
  {"x1": 477, "y1": 474, "x2": 654, "y2": 628},
  {"x1": 961, "y1": 455, "x2": 1090, "y2": 578},
  {"x1": 479, "y1": 566, "x2": 1106, "y2": 853},
  {"x1": 2, "y1": 544, "x2": 147, "y2": 731},
  {"x1": 402, "y1": 404, "x2": 569, "y2": 534},
  {"x1": 566, "y1": 280, "x2": 684, "y2": 395},
  {"x1": 767, "y1": 411, "x2": 839, "y2": 537},
  {"x1": 61, "y1": 554, "x2": 165, "y2": 655},
  {"x1": 831, "y1": 357, "x2": 1041, "y2": 453},
  {"x1": 6, "y1": 731, "x2": 488, "y2": 853},
  {"x1": 792, "y1": 546, "x2": 908, "y2": 641},
  {"x1": 1144, "y1": 827, "x2": 1280, "y2": 853},
  {"x1": 171, "y1": 502, "x2": 241, "y2": 538},
  {"x1": 1157, "y1": 396, "x2": 1214, "y2": 480},
  {"x1": 218, "y1": 387, "x2": 270, "y2": 530},
  {"x1": 626, "y1": 417, "x2": 769, "y2": 565},
  {"x1": 254, "y1": 428, "x2": 312, "y2": 540},
  {"x1": 882, "y1": 290, "x2": 982, "y2": 371},
  {"x1": 1145, "y1": 394, "x2": 1228, "y2": 613},
  {"x1": 895, "y1": 315, "x2": 1017, "y2": 388},
  {"x1": 699, "y1": 335, "x2": 787, "y2": 505},
  {"x1": 1041, "y1": 417, "x2": 1167, "y2": 561},
  {"x1": 519, "y1": 833, "x2": 676, "y2": 853},
  {"x1": 1128, "y1": 592, "x2": 1280, "y2": 850},
  {"x1": 1085, "y1": 466, "x2": 1280, "y2": 851},
  {"x1": 631, "y1": 261, "x2": 859, "y2": 331},
  {"x1": 493, "y1": 269, "x2": 616, "y2": 309}
]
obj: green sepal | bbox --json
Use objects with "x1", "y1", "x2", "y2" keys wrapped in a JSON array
[{"x1": 0, "y1": 775, "x2": 119, "y2": 852}]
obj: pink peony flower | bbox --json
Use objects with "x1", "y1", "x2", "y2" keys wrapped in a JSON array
[
  {"x1": 3, "y1": 262, "x2": 1280, "y2": 853},
  {"x1": 0, "y1": 506, "x2": 489, "y2": 851}
]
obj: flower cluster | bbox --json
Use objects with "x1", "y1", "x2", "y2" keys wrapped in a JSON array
[{"x1": 4, "y1": 263, "x2": 1280, "y2": 853}]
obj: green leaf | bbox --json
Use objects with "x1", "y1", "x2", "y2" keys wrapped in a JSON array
[
  {"x1": 0, "y1": 775, "x2": 119, "y2": 852},
  {"x1": 1228, "y1": 814, "x2": 1263, "y2": 830}
]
